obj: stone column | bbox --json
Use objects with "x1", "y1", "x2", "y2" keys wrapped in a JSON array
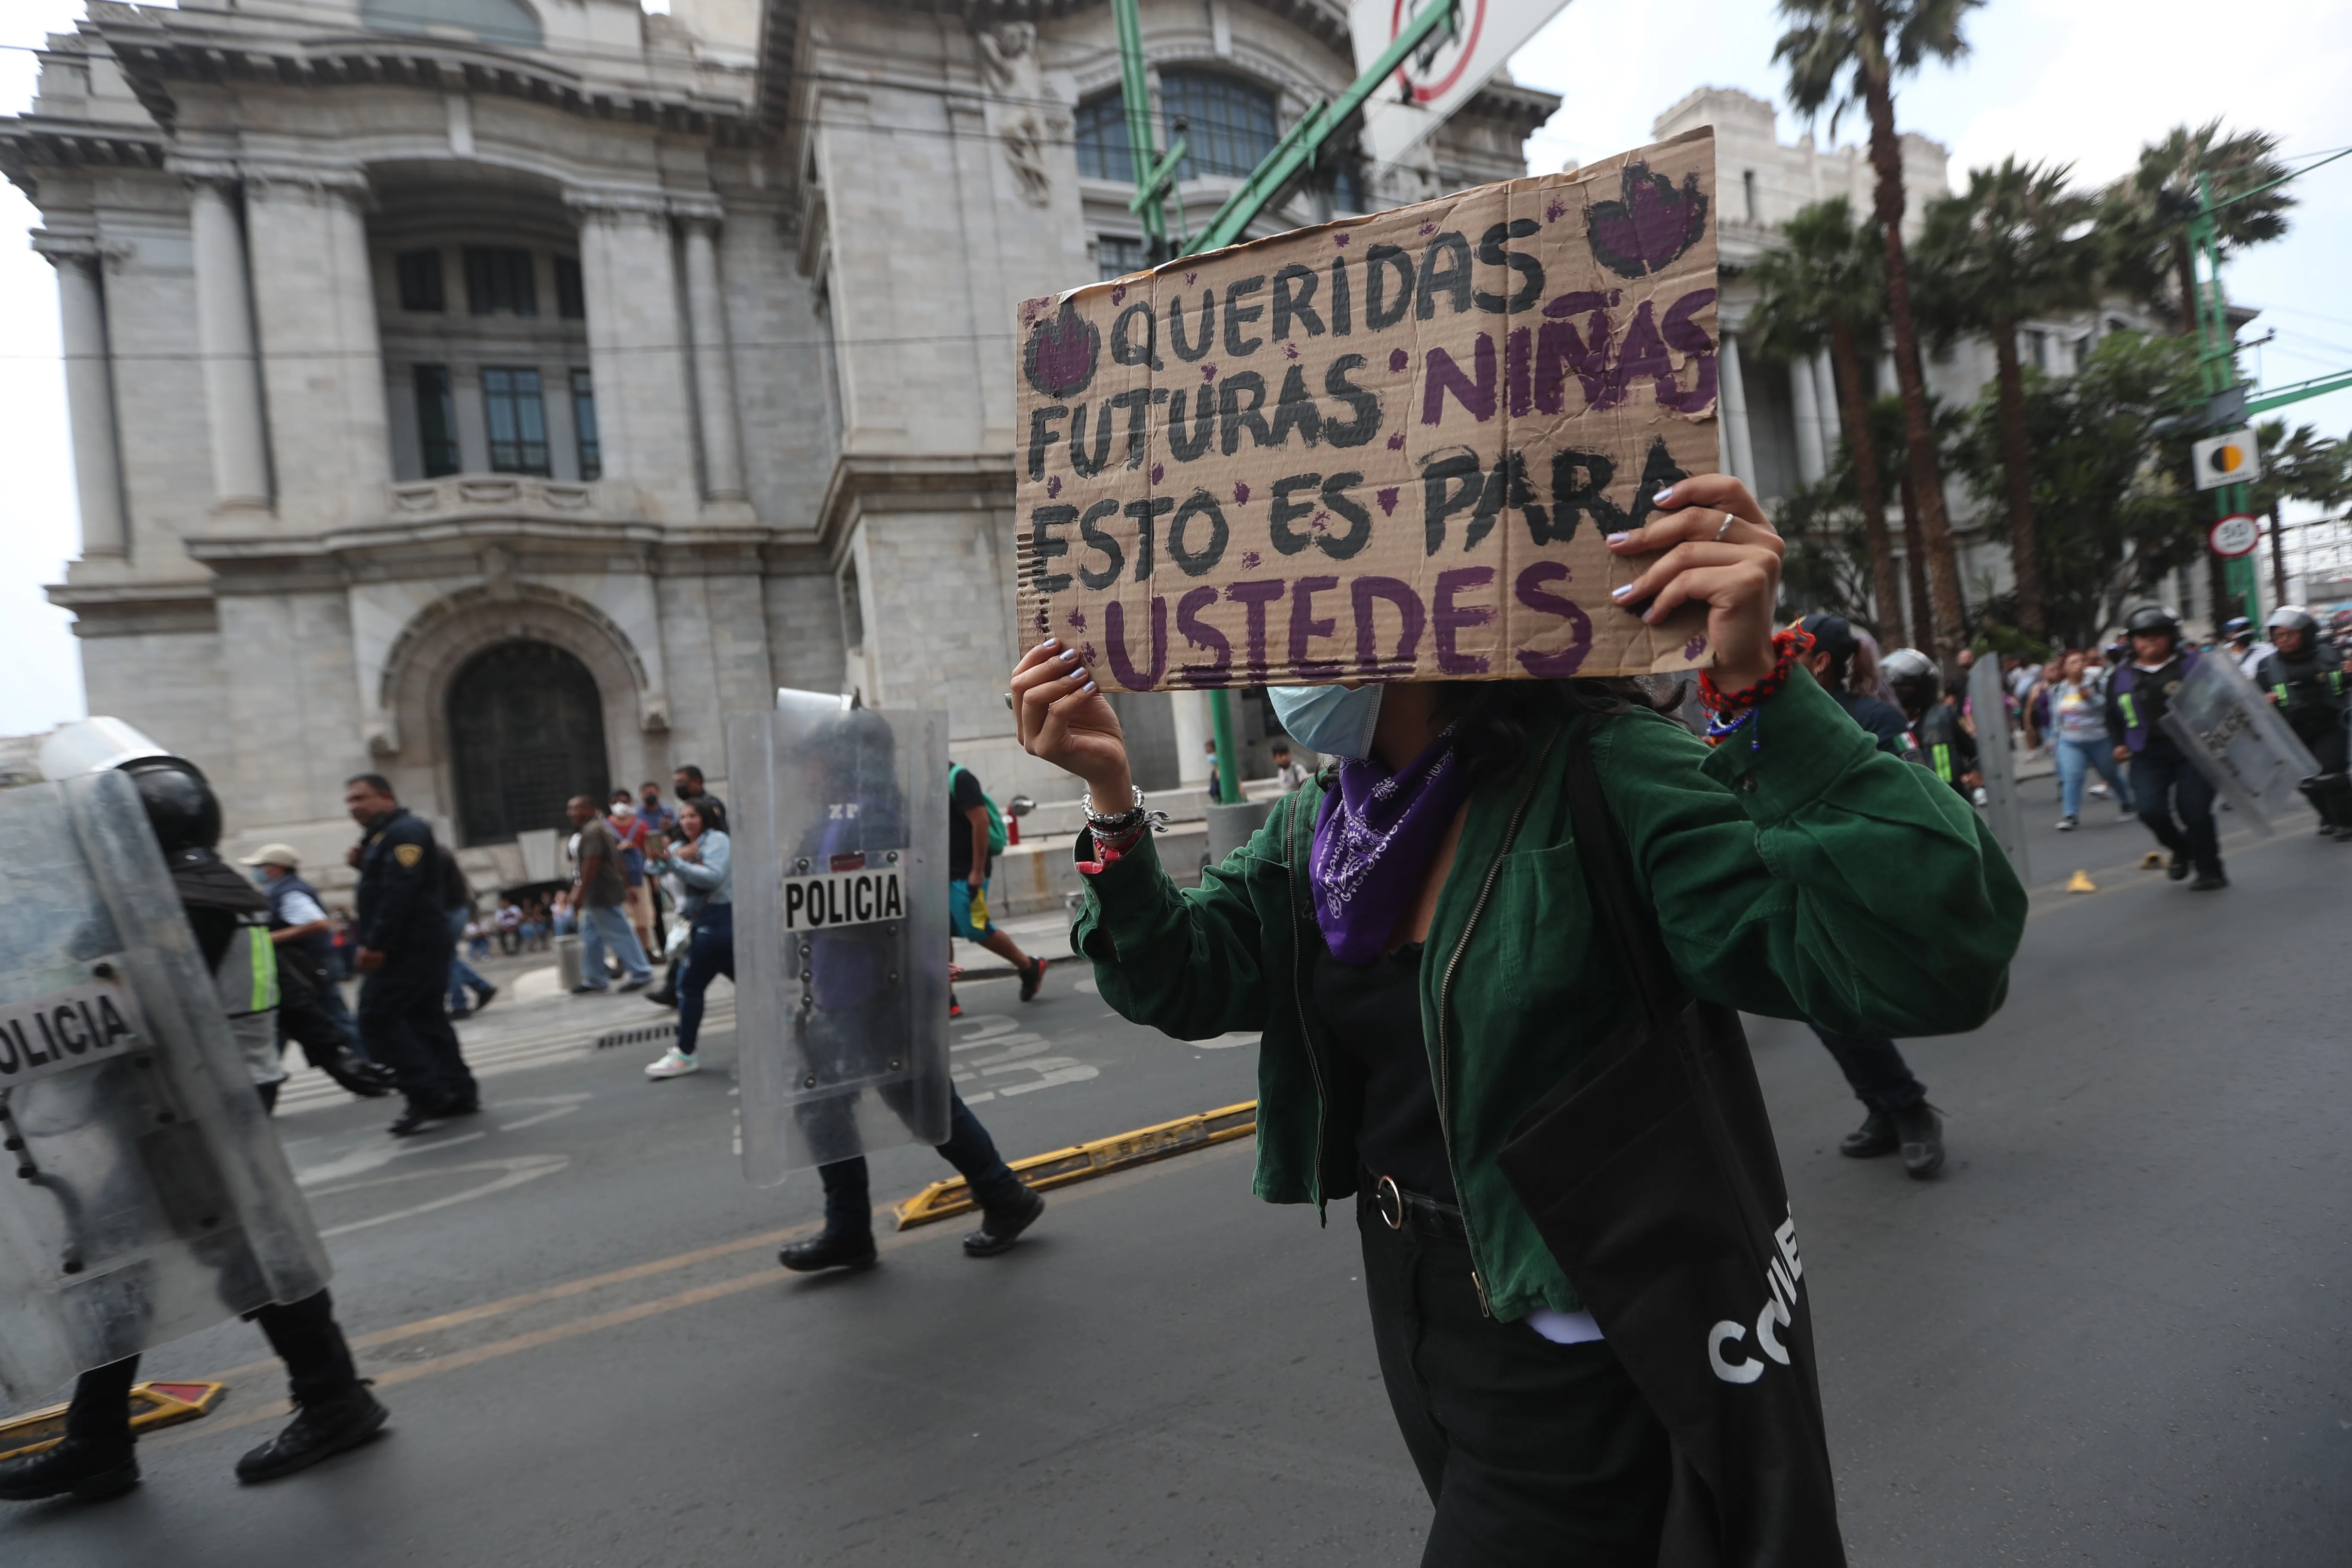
[
  {"x1": 1718, "y1": 331, "x2": 1758, "y2": 492},
  {"x1": 1789, "y1": 355, "x2": 1827, "y2": 485},
  {"x1": 1170, "y1": 690, "x2": 1213, "y2": 787},
  {"x1": 568, "y1": 190, "x2": 697, "y2": 516},
  {"x1": 680, "y1": 214, "x2": 746, "y2": 503},
  {"x1": 1813, "y1": 352, "x2": 1842, "y2": 450},
  {"x1": 41, "y1": 238, "x2": 127, "y2": 556},
  {"x1": 187, "y1": 175, "x2": 271, "y2": 514}
]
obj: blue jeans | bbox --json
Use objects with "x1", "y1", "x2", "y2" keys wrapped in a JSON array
[
  {"x1": 1812, "y1": 1025, "x2": 1926, "y2": 1113},
  {"x1": 576, "y1": 902, "x2": 652, "y2": 987},
  {"x1": 676, "y1": 903, "x2": 735, "y2": 1056},
  {"x1": 445, "y1": 908, "x2": 493, "y2": 1010},
  {"x1": 2054, "y1": 738, "x2": 2134, "y2": 819},
  {"x1": 817, "y1": 1090, "x2": 1023, "y2": 1240}
]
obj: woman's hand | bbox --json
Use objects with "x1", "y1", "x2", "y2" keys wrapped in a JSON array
[
  {"x1": 1012, "y1": 638, "x2": 1133, "y2": 806},
  {"x1": 1602, "y1": 474, "x2": 1785, "y2": 694}
]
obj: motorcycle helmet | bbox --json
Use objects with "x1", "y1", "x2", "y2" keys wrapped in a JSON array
[
  {"x1": 2266, "y1": 604, "x2": 2318, "y2": 641},
  {"x1": 1880, "y1": 647, "x2": 1942, "y2": 717},
  {"x1": 2123, "y1": 603, "x2": 2180, "y2": 639}
]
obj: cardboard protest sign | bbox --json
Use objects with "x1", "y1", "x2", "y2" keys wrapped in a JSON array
[{"x1": 1014, "y1": 127, "x2": 1720, "y2": 692}]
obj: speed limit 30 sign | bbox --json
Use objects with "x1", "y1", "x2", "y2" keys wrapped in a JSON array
[{"x1": 2208, "y1": 513, "x2": 2261, "y2": 558}]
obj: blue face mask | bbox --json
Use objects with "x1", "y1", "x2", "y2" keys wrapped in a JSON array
[{"x1": 1267, "y1": 683, "x2": 1384, "y2": 762}]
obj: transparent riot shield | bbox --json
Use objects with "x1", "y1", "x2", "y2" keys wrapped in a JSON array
[
  {"x1": 2159, "y1": 650, "x2": 2321, "y2": 833},
  {"x1": 729, "y1": 692, "x2": 952, "y2": 1188},
  {"x1": 1968, "y1": 657, "x2": 2031, "y2": 883},
  {"x1": 0, "y1": 771, "x2": 331, "y2": 1400}
]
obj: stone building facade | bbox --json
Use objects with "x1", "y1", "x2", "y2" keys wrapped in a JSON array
[{"x1": 3, "y1": 0, "x2": 1550, "y2": 885}]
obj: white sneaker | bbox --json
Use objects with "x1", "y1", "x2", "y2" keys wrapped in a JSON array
[
  {"x1": 645, "y1": 1047, "x2": 701, "y2": 1079},
  {"x1": 1972, "y1": 786, "x2": 1990, "y2": 807}
]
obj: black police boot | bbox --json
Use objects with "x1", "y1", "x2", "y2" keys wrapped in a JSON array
[
  {"x1": 2190, "y1": 867, "x2": 2230, "y2": 891},
  {"x1": 235, "y1": 1385, "x2": 388, "y2": 1484},
  {"x1": 778, "y1": 1232, "x2": 878, "y2": 1273},
  {"x1": 2167, "y1": 851, "x2": 2192, "y2": 882},
  {"x1": 1838, "y1": 1106, "x2": 1897, "y2": 1158},
  {"x1": 321, "y1": 1046, "x2": 398, "y2": 1099},
  {"x1": 0, "y1": 1437, "x2": 139, "y2": 1503},
  {"x1": 1892, "y1": 1102, "x2": 1945, "y2": 1179},
  {"x1": 963, "y1": 1186, "x2": 1045, "y2": 1258},
  {"x1": 386, "y1": 1102, "x2": 447, "y2": 1137}
]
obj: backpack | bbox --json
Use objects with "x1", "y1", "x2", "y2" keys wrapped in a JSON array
[{"x1": 951, "y1": 763, "x2": 1008, "y2": 856}]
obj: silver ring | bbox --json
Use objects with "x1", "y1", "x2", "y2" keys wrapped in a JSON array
[{"x1": 1714, "y1": 513, "x2": 1733, "y2": 542}]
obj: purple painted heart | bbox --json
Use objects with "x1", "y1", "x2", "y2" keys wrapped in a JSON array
[{"x1": 1586, "y1": 162, "x2": 1709, "y2": 280}]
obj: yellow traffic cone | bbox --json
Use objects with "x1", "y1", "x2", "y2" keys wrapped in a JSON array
[
  {"x1": 2066, "y1": 869, "x2": 2097, "y2": 894},
  {"x1": 2139, "y1": 851, "x2": 2165, "y2": 870}
]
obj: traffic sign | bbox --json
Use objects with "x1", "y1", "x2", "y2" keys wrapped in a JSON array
[
  {"x1": 2192, "y1": 429, "x2": 2261, "y2": 491},
  {"x1": 2209, "y1": 513, "x2": 2261, "y2": 558},
  {"x1": 1351, "y1": 0, "x2": 1567, "y2": 167}
]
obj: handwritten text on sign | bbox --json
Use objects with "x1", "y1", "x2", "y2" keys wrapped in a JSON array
[
  {"x1": 782, "y1": 864, "x2": 907, "y2": 932},
  {"x1": 1014, "y1": 129, "x2": 1720, "y2": 690},
  {"x1": 0, "y1": 975, "x2": 147, "y2": 1090}
]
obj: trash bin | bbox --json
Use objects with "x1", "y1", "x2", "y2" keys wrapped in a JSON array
[
  {"x1": 554, "y1": 933, "x2": 584, "y2": 993},
  {"x1": 1205, "y1": 798, "x2": 1273, "y2": 868}
]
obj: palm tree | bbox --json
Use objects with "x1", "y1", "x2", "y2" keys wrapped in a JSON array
[
  {"x1": 2249, "y1": 421, "x2": 2349, "y2": 607},
  {"x1": 1745, "y1": 198, "x2": 1905, "y2": 639},
  {"x1": 2102, "y1": 122, "x2": 2293, "y2": 336},
  {"x1": 1915, "y1": 159, "x2": 2099, "y2": 640},
  {"x1": 1775, "y1": 0, "x2": 1980, "y2": 662}
]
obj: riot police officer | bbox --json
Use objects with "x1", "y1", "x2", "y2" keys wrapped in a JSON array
[
  {"x1": 2105, "y1": 605, "x2": 2226, "y2": 890},
  {"x1": 2254, "y1": 605, "x2": 2352, "y2": 838},
  {"x1": 0, "y1": 749, "x2": 388, "y2": 1503},
  {"x1": 344, "y1": 773, "x2": 480, "y2": 1135},
  {"x1": 1883, "y1": 648, "x2": 1976, "y2": 793}
]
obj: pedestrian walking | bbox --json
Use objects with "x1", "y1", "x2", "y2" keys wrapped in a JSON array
[
  {"x1": 2107, "y1": 605, "x2": 2226, "y2": 890},
  {"x1": 646, "y1": 765, "x2": 726, "y2": 1007},
  {"x1": 237, "y1": 842, "x2": 397, "y2": 1099},
  {"x1": 2255, "y1": 606, "x2": 2352, "y2": 838},
  {"x1": 2047, "y1": 649, "x2": 2134, "y2": 829},
  {"x1": 643, "y1": 799, "x2": 732, "y2": 1079},
  {"x1": 566, "y1": 795, "x2": 654, "y2": 992},
  {"x1": 343, "y1": 775, "x2": 480, "y2": 1135},
  {"x1": 1272, "y1": 741, "x2": 1312, "y2": 793},
  {"x1": 438, "y1": 844, "x2": 497, "y2": 1019},
  {"x1": 947, "y1": 758, "x2": 1045, "y2": 1014},
  {"x1": 609, "y1": 790, "x2": 659, "y2": 956},
  {"x1": 0, "y1": 752, "x2": 389, "y2": 1504},
  {"x1": 1011, "y1": 474, "x2": 2024, "y2": 1562}
]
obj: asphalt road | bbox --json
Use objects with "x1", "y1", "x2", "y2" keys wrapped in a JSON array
[{"x1": 2, "y1": 791, "x2": 2347, "y2": 1565}]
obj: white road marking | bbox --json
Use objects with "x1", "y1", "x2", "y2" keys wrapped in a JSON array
[
  {"x1": 309, "y1": 1155, "x2": 572, "y2": 1238},
  {"x1": 295, "y1": 1130, "x2": 486, "y2": 1187}
]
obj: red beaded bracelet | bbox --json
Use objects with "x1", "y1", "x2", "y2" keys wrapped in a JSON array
[{"x1": 1697, "y1": 627, "x2": 1813, "y2": 746}]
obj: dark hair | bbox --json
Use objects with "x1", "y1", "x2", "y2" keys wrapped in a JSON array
[
  {"x1": 679, "y1": 796, "x2": 728, "y2": 835},
  {"x1": 1432, "y1": 677, "x2": 1659, "y2": 781},
  {"x1": 344, "y1": 772, "x2": 395, "y2": 797},
  {"x1": 675, "y1": 764, "x2": 705, "y2": 783},
  {"x1": 640, "y1": 781, "x2": 662, "y2": 791}
]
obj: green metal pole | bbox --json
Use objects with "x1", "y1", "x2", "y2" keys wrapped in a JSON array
[
  {"x1": 1208, "y1": 691, "x2": 1243, "y2": 804},
  {"x1": 1111, "y1": 0, "x2": 1166, "y2": 254}
]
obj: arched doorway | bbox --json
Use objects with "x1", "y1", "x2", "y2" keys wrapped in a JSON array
[{"x1": 445, "y1": 640, "x2": 609, "y2": 845}]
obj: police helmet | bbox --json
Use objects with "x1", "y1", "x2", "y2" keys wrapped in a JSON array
[
  {"x1": 2223, "y1": 616, "x2": 2253, "y2": 641},
  {"x1": 1880, "y1": 647, "x2": 1941, "y2": 715},
  {"x1": 2266, "y1": 605, "x2": 2318, "y2": 641},
  {"x1": 38, "y1": 716, "x2": 223, "y2": 858},
  {"x1": 2123, "y1": 604, "x2": 2180, "y2": 640}
]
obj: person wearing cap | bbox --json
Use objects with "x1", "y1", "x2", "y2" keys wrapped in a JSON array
[
  {"x1": 2255, "y1": 606, "x2": 2352, "y2": 839},
  {"x1": 1796, "y1": 613, "x2": 1911, "y2": 755},
  {"x1": 238, "y1": 843, "x2": 398, "y2": 1100},
  {"x1": 2107, "y1": 605, "x2": 2225, "y2": 890}
]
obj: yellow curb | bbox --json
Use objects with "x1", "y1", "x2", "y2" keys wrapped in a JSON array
[{"x1": 896, "y1": 1101, "x2": 1258, "y2": 1228}]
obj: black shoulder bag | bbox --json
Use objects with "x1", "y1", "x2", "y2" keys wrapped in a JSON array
[{"x1": 1496, "y1": 727, "x2": 1847, "y2": 1568}]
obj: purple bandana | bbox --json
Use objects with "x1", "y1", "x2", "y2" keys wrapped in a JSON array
[{"x1": 1309, "y1": 729, "x2": 1475, "y2": 965}]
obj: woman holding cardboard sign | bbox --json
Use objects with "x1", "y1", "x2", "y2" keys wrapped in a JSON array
[{"x1": 1012, "y1": 474, "x2": 2024, "y2": 1564}]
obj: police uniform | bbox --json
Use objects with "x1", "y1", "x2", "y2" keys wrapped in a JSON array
[
  {"x1": 2107, "y1": 647, "x2": 2223, "y2": 885},
  {"x1": 1911, "y1": 699, "x2": 1975, "y2": 796},
  {"x1": 354, "y1": 807, "x2": 479, "y2": 1130},
  {"x1": 2254, "y1": 638, "x2": 2352, "y2": 834}
]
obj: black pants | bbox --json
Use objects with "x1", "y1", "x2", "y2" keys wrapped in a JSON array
[
  {"x1": 2130, "y1": 746, "x2": 2221, "y2": 876},
  {"x1": 1358, "y1": 1198, "x2": 1670, "y2": 1565},
  {"x1": 359, "y1": 951, "x2": 478, "y2": 1112},
  {"x1": 818, "y1": 1089, "x2": 1023, "y2": 1239},
  {"x1": 1811, "y1": 1025, "x2": 1927, "y2": 1112},
  {"x1": 65, "y1": 1290, "x2": 359, "y2": 1449}
]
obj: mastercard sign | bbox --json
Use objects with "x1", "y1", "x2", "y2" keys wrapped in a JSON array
[{"x1": 2192, "y1": 429, "x2": 2262, "y2": 492}]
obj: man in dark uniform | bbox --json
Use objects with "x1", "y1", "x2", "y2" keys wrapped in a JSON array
[
  {"x1": 2255, "y1": 605, "x2": 2352, "y2": 839},
  {"x1": 2105, "y1": 605, "x2": 2225, "y2": 890},
  {"x1": 344, "y1": 773, "x2": 480, "y2": 1134},
  {"x1": 1804, "y1": 633, "x2": 1945, "y2": 1179},
  {"x1": 1884, "y1": 647, "x2": 1976, "y2": 796}
]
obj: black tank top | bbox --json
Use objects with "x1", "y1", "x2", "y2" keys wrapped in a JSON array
[{"x1": 1310, "y1": 939, "x2": 1457, "y2": 1203}]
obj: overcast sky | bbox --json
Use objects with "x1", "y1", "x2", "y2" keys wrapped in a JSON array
[{"x1": 3, "y1": 0, "x2": 2348, "y2": 735}]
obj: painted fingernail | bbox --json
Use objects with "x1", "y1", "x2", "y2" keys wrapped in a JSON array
[
  {"x1": 1041, "y1": 637, "x2": 1060, "y2": 650},
  {"x1": 1605, "y1": 531, "x2": 1630, "y2": 546},
  {"x1": 1610, "y1": 583, "x2": 1635, "y2": 600},
  {"x1": 1081, "y1": 680, "x2": 1097, "y2": 694},
  {"x1": 1654, "y1": 487, "x2": 1675, "y2": 504},
  {"x1": 1059, "y1": 647, "x2": 1081, "y2": 662}
]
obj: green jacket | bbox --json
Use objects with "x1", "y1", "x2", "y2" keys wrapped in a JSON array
[{"x1": 1071, "y1": 670, "x2": 2026, "y2": 1324}]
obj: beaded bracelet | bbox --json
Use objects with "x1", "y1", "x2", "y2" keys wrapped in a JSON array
[{"x1": 1697, "y1": 627, "x2": 1813, "y2": 748}]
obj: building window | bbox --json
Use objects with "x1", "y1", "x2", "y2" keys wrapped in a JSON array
[
  {"x1": 1743, "y1": 170, "x2": 1758, "y2": 224},
  {"x1": 464, "y1": 246, "x2": 538, "y2": 316},
  {"x1": 1097, "y1": 234, "x2": 1148, "y2": 280},
  {"x1": 2026, "y1": 328, "x2": 2048, "y2": 370},
  {"x1": 396, "y1": 248, "x2": 445, "y2": 312},
  {"x1": 1329, "y1": 153, "x2": 1367, "y2": 215},
  {"x1": 1074, "y1": 91, "x2": 1133, "y2": 183},
  {"x1": 481, "y1": 367, "x2": 550, "y2": 475},
  {"x1": 570, "y1": 368, "x2": 600, "y2": 481},
  {"x1": 414, "y1": 364, "x2": 460, "y2": 477},
  {"x1": 555, "y1": 255, "x2": 585, "y2": 320},
  {"x1": 1161, "y1": 70, "x2": 1279, "y2": 181}
]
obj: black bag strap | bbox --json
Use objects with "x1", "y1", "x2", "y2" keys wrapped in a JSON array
[{"x1": 1562, "y1": 724, "x2": 1683, "y2": 1033}]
